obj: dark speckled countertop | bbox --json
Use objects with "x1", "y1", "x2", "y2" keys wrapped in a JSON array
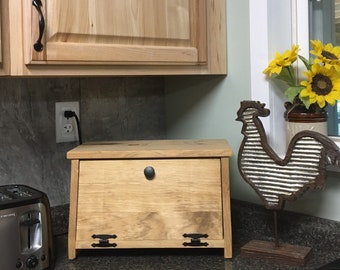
[{"x1": 51, "y1": 200, "x2": 340, "y2": 270}]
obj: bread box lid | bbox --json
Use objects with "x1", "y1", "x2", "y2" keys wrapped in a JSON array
[{"x1": 66, "y1": 139, "x2": 232, "y2": 159}]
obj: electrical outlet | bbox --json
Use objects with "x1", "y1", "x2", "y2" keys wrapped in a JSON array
[{"x1": 55, "y1": 102, "x2": 80, "y2": 143}]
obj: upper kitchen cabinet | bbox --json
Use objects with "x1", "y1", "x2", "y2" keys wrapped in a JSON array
[
  {"x1": 0, "y1": 8, "x2": 2, "y2": 66},
  {"x1": 9, "y1": 0, "x2": 226, "y2": 76},
  {"x1": 0, "y1": 0, "x2": 10, "y2": 75}
]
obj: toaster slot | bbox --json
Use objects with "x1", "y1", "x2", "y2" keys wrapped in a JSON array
[{"x1": 20, "y1": 211, "x2": 42, "y2": 253}]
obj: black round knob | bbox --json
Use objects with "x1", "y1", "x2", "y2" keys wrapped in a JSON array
[
  {"x1": 144, "y1": 166, "x2": 155, "y2": 180},
  {"x1": 26, "y1": 255, "x2": 39, "y2": 268},
  {"x1": 34, "y1": 42, "x2": 43, "y2": 52},
  {"x1": 16, "y1": 260, "x2": 23, "y2": 269}
]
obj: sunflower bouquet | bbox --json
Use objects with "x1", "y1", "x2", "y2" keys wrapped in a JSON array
[{"x1": 263, "y1": 40, "x2": 340, "y2": 110}]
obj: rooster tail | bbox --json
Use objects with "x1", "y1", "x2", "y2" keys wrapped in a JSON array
[
  {"x1": 325, "y1": 148, "x2": 340, "y2": 168},
  {"x1": 290, "y1": 130, "x2": 340, "y2": 169}
]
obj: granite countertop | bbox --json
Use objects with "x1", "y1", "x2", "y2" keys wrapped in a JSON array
[{"x1": 51, "y1": 200, "x2": 340, "y2": 270}]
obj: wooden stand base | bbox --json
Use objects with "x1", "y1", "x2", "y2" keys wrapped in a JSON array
[{"x1": 240, "y1": 240, "x2": 312, "y2": 266}]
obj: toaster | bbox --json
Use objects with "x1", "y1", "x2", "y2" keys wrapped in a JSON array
[{"x1": 0, "y1": 185, "x2": 53, "y2": 270}]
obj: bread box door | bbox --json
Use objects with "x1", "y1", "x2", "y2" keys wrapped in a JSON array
[{"x1": 75, "y1": 159, "x2": 224, "y2": 249}]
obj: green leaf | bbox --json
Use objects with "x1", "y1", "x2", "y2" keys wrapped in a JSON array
[
  {"x1": 298, "y1": 55, "x2": 312, "y2": 70},
  {"x1": 285, "y1": 86, "x2": 303, "y2": 102},
  {"x1": 275, "y1": 66, "x2": 296, "y2": 86},
  {"x1": 299, "y1": 96, "x2": 311, "y2": 109}
]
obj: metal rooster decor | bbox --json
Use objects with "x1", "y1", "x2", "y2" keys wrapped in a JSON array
[{"x1": 236, "y1": 100, "x2": 340, "y2": 266}]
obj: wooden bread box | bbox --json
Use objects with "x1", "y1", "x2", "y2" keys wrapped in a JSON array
[{"x1": 67, "y1": 139, "x2": 233, "y2": 259}]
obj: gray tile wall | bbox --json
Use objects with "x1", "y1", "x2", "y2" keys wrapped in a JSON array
[{"x1": 0, "y1": 77, "x2": 165, "y2": 206}]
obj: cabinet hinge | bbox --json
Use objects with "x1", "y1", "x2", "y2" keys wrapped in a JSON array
[
  {"x1": 91, "y1": 234, "x2": 117, "y2": 248},
  {"x1": 182, "y1": 233, "x2": 209, "y2": 247}
]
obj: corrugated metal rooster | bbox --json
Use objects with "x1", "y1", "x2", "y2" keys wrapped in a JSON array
[
  {"x1": 237, "y1": 100, "x2": 340, "y2": 211},
  {"x1": 236, "y1": 101, "x2": 340, "y2": 262}
]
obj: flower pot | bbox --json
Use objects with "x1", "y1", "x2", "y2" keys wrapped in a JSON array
[{"x1": 284, "y1": 102, "x2": 328, "y2": 143}]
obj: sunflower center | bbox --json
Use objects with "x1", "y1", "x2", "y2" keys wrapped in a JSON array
[
  {"x1": 311, "y1": 74, "x2": 333, "y2": 95},
  {"x1": 321, "y1": 50, "x2": 338, "y2": 60}
]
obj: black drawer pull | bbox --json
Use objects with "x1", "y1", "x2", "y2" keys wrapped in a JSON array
[{"x1": 144, "y1": 166, "x2": 155, "y2": 180}]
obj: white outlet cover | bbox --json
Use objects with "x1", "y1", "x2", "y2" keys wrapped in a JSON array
[{"x1": 55, "y1": 101, "x2": 80, "y2": 143}]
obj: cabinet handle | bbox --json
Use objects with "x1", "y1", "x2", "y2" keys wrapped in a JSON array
[
  {"x1": 144, "y1": 166, "x2": 155, "y2": 180},
  {"x1": 32, "y1": 0, "x2": 45, "y2": 52}
]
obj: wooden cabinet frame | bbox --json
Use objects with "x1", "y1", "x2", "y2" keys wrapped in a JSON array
[
  {"x1": 5, "y1": 0, "x2": 226, "y2": 76},
  {"x1": 0, "y1": 0, "x2": 10, "y2": 75}
]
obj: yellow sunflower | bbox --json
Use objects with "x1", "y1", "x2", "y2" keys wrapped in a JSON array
[
  {"x1": 310, "y1": 40, "x2": 340, "y2": 71},
  {"x1": 300, "y1": 63, "x2": 340, "y2": 108},
  {"x1": 263, "y1": 45, "x2": 299, "y2": 77}
]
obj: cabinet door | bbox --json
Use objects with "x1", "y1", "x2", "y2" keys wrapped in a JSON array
[
  {"x1": 76, "y1": 159, "x2": 224, "y2": 249},
  {"x1": 0, "y1": 0, "x2": 10, "y2": 75},
  {"x1": 26, "y1": 0, "x2": 208, "y2": 66},
  {"x1": 0, "y1": 9, "x2": 2, "y2": 66}
]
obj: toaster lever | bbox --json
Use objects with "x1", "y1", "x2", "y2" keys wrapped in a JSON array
[{"x1": 21, "y1": 218, "x2": 40, "y2": 227}]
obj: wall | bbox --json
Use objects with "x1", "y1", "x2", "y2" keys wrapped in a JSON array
[
  {"x1": 165, "y1": 0, "x2": 340, "y2": 222},
  {"x1": 0, "y1": 77, "x2": 165, "y2": 206},
  {"x1": 165, "y1": 0, "x2": 257, "y2": 209}
]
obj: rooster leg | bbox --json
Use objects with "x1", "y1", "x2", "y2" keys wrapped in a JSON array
[{"x1": 274, "y1": 211, "x2": 279, "y2": 247}]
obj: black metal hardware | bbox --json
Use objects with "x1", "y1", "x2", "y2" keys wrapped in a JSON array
[
  {"x1": 91, "y1": 234, "x2": 117, "y2": 248},
  {"x1": 183, "y1": 233, "x2": 209, "y2": 247},
  {"x1": 92, "y1": 234, "x2": 117, "y2": 240},
  {"x1": 21, "y1": 218, "x2": 40, "y2": 227},
  {"x1": 26, "y1": 255, "x2": 39, "y2": 268},
  {"x1": 91, "y1": 240, "x2": 117, "y2": 248},
  {"x1": 144, "y1": 166, "x2": 155, "y2": 180},
  {"x1": 32, "y1": 0, "x2": 45, "y2": 52}
]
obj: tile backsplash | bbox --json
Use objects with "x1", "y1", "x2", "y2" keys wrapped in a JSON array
[{"x1": 0, "y1": 77, "x2": 165, "y2": 206}]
